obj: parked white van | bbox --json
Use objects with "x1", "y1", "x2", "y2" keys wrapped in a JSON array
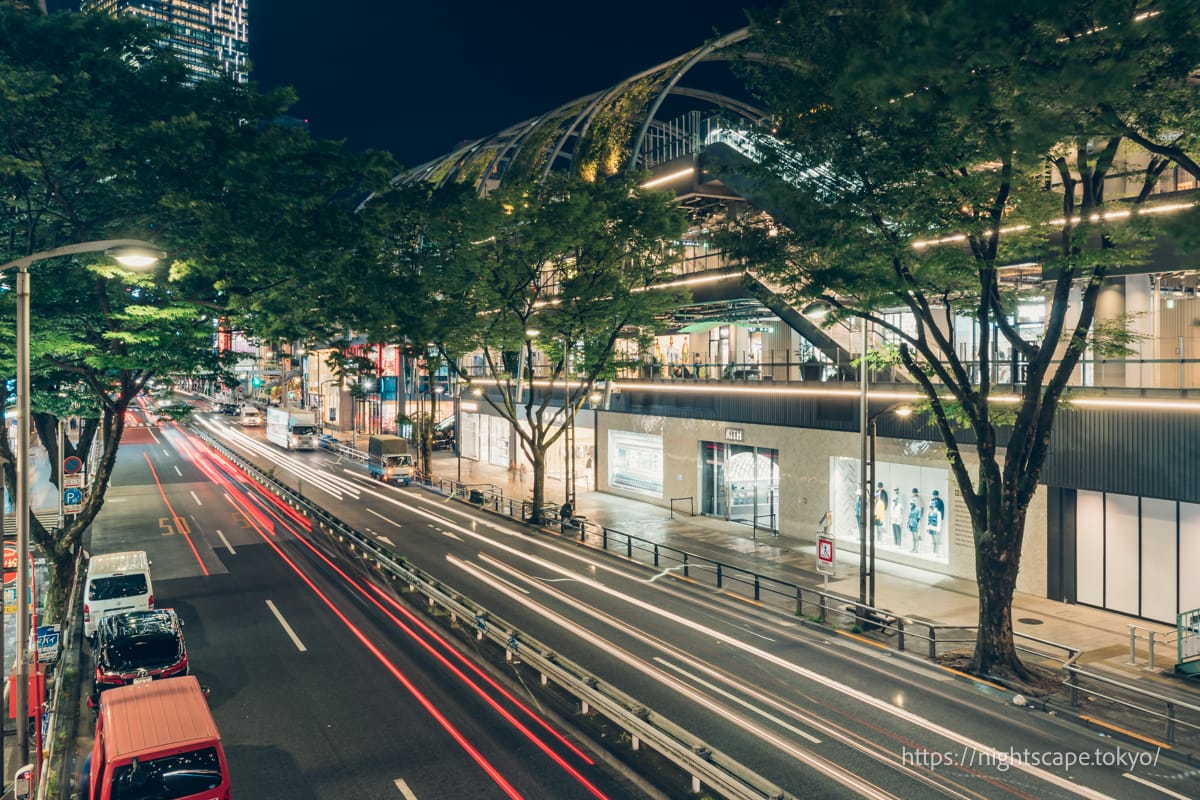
[
  {"x1": 239, "y1": 406, "x2": 263, "y2": 427},
  {"x1": 83, "y1": 551, "x2": 153, "y2": 640}
]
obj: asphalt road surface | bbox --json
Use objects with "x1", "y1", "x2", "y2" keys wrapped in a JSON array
[{"x1": 80, "y1": 405, "x2": 1200, "y2": 800}]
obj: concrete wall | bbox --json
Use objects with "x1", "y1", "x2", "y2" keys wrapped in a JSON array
[{"x1": 597, "y1": 410, "x2": 1049, "y2": 595}]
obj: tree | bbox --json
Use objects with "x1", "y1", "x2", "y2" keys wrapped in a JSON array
[
  {"x1": 437, "y1": 174, "x2": 689, "y2": 522},
  {"x1": 0, "y1": 6, "x2": 389, "y2": 606},
  {"x1": 737, "y1": 0, "x2": 1200, "y2": 679}
]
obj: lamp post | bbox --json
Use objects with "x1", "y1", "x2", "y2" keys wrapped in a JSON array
[
  {"x1": 1, "y1": 239, "x2": 162, "y2": 776},
  {"x1": 865, "y1": 403, "x2": 913, "y2": 609}
]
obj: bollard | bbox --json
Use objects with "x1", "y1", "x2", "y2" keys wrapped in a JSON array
[
  {"x1": 1068, "y1": 669, "x2": 1080, "y2": 707},
  {"x1": 716, "y1": 563, "x2": 723, "y2": 590},
  {"x1": 754, "y1": 574, "x2": 761, "y2": 601},
  {"x1": 631, "y1": 735, "x2": 640, "y2": 751},
  {"x1": 1128, "y1": 625, "x2": 1138, "y2": 666},
  {"x1": 928, "y1": 626, "x2": 937, "y2": 660},
  {"x1": 581, "y1": 700, "x2": 590, "y2": 714},
  {"x1": 818, "y1": 592, "x2": 826, "y2": 623},
  {"x1": 1148, "y1": 631, "x2": 1157, "y2": 671},
  {"x1": 540, "y1": 673, "x2": 548, "y2": 686},
  {"x1": 1166, "y1": 702, "x2": 1176, "y2": 743},
  {"x1": 653, "y1": 544, "x2": 660, "y2": 568},
  {"x1": 897, "y1": 618, "x2": 906, "y2": 652}
]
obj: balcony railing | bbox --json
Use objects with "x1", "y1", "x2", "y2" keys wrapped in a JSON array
[{"x1": 461, "y1": 352, "x2": 1199, "y2": 393}]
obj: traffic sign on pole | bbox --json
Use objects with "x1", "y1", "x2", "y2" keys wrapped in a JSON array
[
  {"x1": 817, "y1": 535, "x2": 836, "y2": 575},
  {"x1": 62, "y1": 455, "x2": 83, "y2": 475},
  {"x1": 63, "y1": 487, "x2": 83, "y2": 514}
]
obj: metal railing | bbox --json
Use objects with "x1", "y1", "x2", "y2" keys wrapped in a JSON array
[
  {"x1": 196, "y1": 431, "x2": 792, "y2": 799},
  {"x1": 669, "y1": 496, "x2": 694, "y2": 519},
  {"x1": 203, "y1": 427, "x2": 1200, "y2": 766}
]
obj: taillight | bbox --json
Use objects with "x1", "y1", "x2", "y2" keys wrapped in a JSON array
[
  {"x1": 148, "y1": 594, "x2": 154, "y2": 608},
  {"x1": 83, "y1": 603, "x2": 90, "y2": 622}
]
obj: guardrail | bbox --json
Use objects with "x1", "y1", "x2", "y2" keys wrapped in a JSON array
[
  {"x1": 1064, "y1": 663, "x2": 1200, "y2": 747},
  {"x1": 203, "y1": 429, "x2": 1200, "y2": 767},
  {"x1": 198, "y1": 430, "x2": 792, "y2": 800}
]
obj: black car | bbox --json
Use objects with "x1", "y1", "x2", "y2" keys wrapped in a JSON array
[{"x1": 92, "y1": 609, "x2": 188, "y2": 704}]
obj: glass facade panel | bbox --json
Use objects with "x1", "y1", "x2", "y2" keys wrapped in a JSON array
[
  {"x1": 1104, "y1": 494, "x2": 1141, "y2": 615},
  {"x1": 607, "y1": 430, "x2": 663, "y2": 497},
  {"x1": 1141, "y1": 498, "x2": 1178, "y2": 624},
  {"x1": 1076, "y1": 491, "x2": 1106, "y2": 607},
  {"x1": 828, "y1": 457, "x2": 949, "y2": 562}
]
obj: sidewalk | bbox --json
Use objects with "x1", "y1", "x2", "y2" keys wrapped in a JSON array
[{"x1": 435, "y1": 453, "x2": 1198, "y2": 708}]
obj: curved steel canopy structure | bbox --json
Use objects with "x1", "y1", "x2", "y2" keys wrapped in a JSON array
[{"x1": 398, "y1": 28, "x2": 763, "y2": 193}]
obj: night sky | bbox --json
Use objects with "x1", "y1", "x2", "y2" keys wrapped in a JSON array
[{"x1": 47, "y1": 1, "x2": 768, "y2": 168}]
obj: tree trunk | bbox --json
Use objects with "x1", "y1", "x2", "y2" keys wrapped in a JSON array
[
  {"x1": 530, "y1": 453, "x2": 546, "y2": 524},
  {"x1": 972, "y1": 524, "x2": 1032, "y2": 681}
]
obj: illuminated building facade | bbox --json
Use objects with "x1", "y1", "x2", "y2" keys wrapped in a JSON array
[{"x1": 81, "y1": 0, "x2": 249, "y2": 83}]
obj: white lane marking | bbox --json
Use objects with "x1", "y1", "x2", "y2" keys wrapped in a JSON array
[
  {"x1": 429, "y1": 524, "x2": 463, "y2": 541},
  {"x1": 452, "y1": 557, "x2": 530, "y2": 596},
  {"x1": 174, "y1": 465, "x2": 182, "y2": 477},
  {"x1": 393, "y1": 778, "x2": 418, "y2": 799},
  {"x1": 448, "y1": 556, "x2": 889, "y2": 799},
  {"x1": 367, "y1": 508, "x2": 403, "y2": 528},
  {"x1": 377, "y1": 535, "x2": 395, "y2": 547},
  {"x1": 655, "y1": 657, "x2": 821, "y2": 743},
  {"x1": 1123, "y1": 773, "x2": 1191, "y2": 799},
  {"x1": 163, "y1": 449, "x2": 171, "y2": 457},
  {"x1": 215, "y1": 530, "x2": 236, "y2": 555},
  {"x1": 266, "y1": 600, "x2": 307, "y2": 652},
  {"x1": 441, "y1": 535, "x2": 1116, "y2": 800},
  {"x1": 190, "y1": 490, "x2": 203, "y2": 505}
]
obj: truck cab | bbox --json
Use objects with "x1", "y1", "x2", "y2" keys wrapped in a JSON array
[{"x1": 367, "y1": 434, "x2": 415, "y2": 485}]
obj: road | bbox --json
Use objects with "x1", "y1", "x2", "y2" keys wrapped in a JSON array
[
  {"x1": 85, "y1": 405, "x2": 1200, "y2": 799},
  {"x1": 85, "y1": 411, "x2": 636, "y2": 800}
]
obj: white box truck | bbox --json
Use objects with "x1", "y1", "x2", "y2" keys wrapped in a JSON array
[{"x1": 265, "y1": 407, "x2": 319, "y2": 450}]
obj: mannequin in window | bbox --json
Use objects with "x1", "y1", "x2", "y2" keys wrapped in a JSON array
[
  {"x1": 907, "y1": 488, "x2": 924, "y2": 552},
  {"x1": 889, "y1": 486, "x2": 904, "y2": 547},
  {"x1": 873, "y1": 482, "x2": 888, "y2": 541},
  {"x1": 927, "y1": 490, "x2": 945, "y2": 554}
]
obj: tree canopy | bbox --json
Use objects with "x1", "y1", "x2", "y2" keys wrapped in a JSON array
[
  {"x1": 367, "y1": 173, "x2": 690, "y2": 519},
  {"x1": 738, "y1": 0, "x2": 1200, "y2": 678},
  {"x1": 0, "y1": 4, "x2": 392, "y2": 603}
]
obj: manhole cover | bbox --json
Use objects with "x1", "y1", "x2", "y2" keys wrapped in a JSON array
[{"x1": 1017, "y1": 617, "x2": 1043, "y2": 625}]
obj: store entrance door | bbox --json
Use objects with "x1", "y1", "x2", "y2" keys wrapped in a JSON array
[
  {"x1": 700, "y1": 442, "x2": 727, "y2": 517},
  {"x1": 700, "y1": 442, "x2": 780, "y2": 531}
]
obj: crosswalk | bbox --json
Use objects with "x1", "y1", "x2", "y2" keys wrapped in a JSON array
[{"x1": 3, "y1": 511, "x2": 62, "y2": 536}]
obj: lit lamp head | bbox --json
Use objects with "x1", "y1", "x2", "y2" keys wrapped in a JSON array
[
  {"x1": 105, "y1": 244, "x2": 164, "y2": 270},
  {"x1": 801, "y1": 301, "x2": 831, "y2": 321}
]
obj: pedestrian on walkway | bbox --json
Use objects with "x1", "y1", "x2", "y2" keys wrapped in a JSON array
[{"x1": 517, "y1": 462, "x2": 527, "y2": 487}]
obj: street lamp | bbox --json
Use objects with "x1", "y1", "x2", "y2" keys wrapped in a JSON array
[
  {"x1": 1, "y1": 239, "x2": 162, "y2": 774},
  {"x1": 865, "y1": 404, "x2": 913, "y2": 609}
]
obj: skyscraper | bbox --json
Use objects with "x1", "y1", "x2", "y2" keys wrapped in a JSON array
[{"x1": 81, "y1": 1, "x2": 249, "y2": 83}]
